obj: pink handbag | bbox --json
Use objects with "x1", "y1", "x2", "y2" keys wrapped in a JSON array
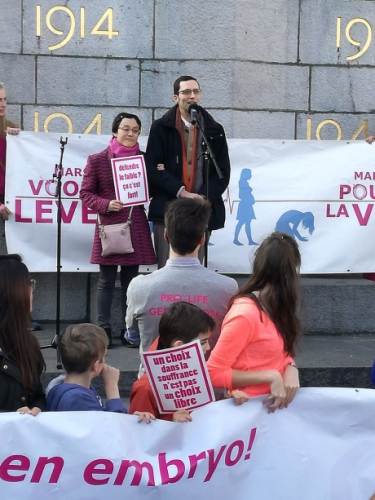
[{"x1": 97, "y1": 207, "x2": 134, "y2": 257}]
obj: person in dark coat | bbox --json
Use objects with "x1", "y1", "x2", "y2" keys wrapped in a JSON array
[
  {"x1": 0, "y1": 254, "x2": 46, "y2": 413},
  {"x1": 145, "y1": 75, "x2": 231, "y2": 268},
  {"x1": 80, "y1": 113, "x2": 157, "y2": 347}
]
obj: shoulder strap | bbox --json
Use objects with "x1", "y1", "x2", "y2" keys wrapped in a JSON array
[
  {"x1": 97, "y1": 205, "x2": 134, "y2": 226},
  {"x1": 127, "y1": 206, "x2": 134, "y2": 222}
]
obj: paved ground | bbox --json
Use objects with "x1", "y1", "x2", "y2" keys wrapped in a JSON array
[
  {"x1": 35, "y1": 323, "x2": 375, "y2": 397},
  {"x1": 36, "y1": 323, "x2": 140, "y2": 373},
  {"x1": 35, "y1": 323, "x2": 375, "y2": 370}
]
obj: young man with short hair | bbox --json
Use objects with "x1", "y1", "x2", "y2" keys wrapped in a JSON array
[{"x1": 125, "y1": 197, "x2": 238, "y2": 372}]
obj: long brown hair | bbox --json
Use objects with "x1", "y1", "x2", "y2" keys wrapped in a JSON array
[
  {"x1": 0, "y1": 255, "x2": 45, "y2": 390},
  {"x1": 230, "y1": 232, "x2": 301, "y2": 355}
]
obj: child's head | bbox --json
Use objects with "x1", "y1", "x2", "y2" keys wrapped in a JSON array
[
  {"x1": 158, "y1": 302, "x2": 215, "y2": 354},
  {"x1": 60, "y1": 323, "x2": 108, "y2": 374}
]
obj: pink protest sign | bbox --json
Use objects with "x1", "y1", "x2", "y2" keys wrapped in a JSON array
[
  {"x1": 111, "y1": 155, "x2": 149, "y2": 207},
  {"x1": 142, "y1": 340, "x2": 215, "y2": 414}
]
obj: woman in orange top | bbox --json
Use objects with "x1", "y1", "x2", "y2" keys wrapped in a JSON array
[{"x1": 207, "y1": 232, "x2": 301, "y2": 413}]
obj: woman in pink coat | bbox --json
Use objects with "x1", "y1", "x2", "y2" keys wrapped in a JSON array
[{"x1": 80, "y1": 113, "x2": 156, "y2": 347}]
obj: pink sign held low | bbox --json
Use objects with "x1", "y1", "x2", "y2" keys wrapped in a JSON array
[
  {"x1": 111, "y1": 155, "x2": 149, "y2": 207},
  {"x1": 142, "y1": 340, "x2": 215, "y2": 414}
]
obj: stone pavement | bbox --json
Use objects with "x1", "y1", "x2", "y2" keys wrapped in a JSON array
[{"x1": 35, "y1": 323, "x2": 375, "y2": 399}]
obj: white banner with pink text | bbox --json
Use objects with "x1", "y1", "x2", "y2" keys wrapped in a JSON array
[
  {"x1": 5, "y1": 132, "x2": 375, "y2": 272},
  {"x1": 0, "y1": 388, "x2": 374, "y2": 499}
]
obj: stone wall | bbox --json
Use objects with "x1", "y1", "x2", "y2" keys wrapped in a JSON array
[
  {"x1": 2, "y1": 1, "x2": 375, "y2": 139},
  {"x1": 1, "y1": 0, "x2": 375, "y2": 332}
]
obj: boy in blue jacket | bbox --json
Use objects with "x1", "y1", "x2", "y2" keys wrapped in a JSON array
[{"x1": 47, "y1": 323, "x2": 153, "y2": 422}]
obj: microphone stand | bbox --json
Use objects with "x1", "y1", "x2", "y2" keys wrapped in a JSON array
[
  {"x1": 50, "y1": 137, "x2": 68, "y2": 370},
  {"x1": 194, "y1": 115, "x2": 223, "y2": 267}
]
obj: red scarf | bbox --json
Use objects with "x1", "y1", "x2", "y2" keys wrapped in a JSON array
[{"x1": 175, "y1": 108, "x2": 199, "y2": 193}]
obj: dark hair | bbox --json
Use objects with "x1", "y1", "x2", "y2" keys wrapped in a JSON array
[
  {"x1": 60, "y1": 323, "x2": 108, "y2": 374},
  {"x1": 111, "y1": 112, "x2": 141, "y2": 136},
  {"x1": 173, "y1": 76, "x2": 200, "y2": 95},
  {"x1": 164, "y1": 198, "x2": 212, "y2": 255},
  {"x1": 159, "y1": 302, "x2": 215, "y2": 348},
  {"x1": 0, "y1": 254, "x2": 45, "y2": 391},
  {"x1": 230, "y1": 232, "x2": 301, "y2": 355}
]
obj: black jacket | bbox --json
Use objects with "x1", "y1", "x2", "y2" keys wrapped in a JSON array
[
  {"x1": 145, "y1": 105, "x2": 231, "y2": 230},
  {"x1": 0, "y1": 349, "x2": 46, "y2": 412}
]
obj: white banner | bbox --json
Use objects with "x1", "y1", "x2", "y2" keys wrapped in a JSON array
[
  {"x1": 5, "y1": 132, "x2": 110, "y2": 271},
  {"x1": 5, "y1": 133, "x2": 375, "y2": 272},
  {"x1": 0, "y1": 388, "x2": 374, "y2": 499},
  {"x1": 213, "y1": 139, "x2": 375, "y2": 274}
]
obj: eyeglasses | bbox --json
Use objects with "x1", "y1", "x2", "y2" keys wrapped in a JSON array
[
  {"x1": 30, "y1": 279, "x2": 36, "y2": 291},
  {"x1": 118, "y1": 127, "x2": 140, "y2": 134},
  {"x1": 178, "y1": 89, "x2": 201, "y2": 96}
]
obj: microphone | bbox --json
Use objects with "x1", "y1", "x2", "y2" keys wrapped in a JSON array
[{"x1": 188, "y1": 103, "x2": 200, "y2": 125}]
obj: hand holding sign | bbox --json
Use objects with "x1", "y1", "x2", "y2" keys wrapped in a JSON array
[
  {"x1": 111, "y1": 155, "x2": 149, "y2": 207},
  {"x1": 142, "y1": 340, "x2": 215, "y2": 414}
]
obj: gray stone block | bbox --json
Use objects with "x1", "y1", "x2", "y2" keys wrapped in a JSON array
[
  {"x1": 141, "y1": 61, "x2": 308, "y2": 111},
  {"x1": 212, "y1": 110, "x2": 296, "y2": 139},
  {"x1": 300, "y1": 0, "x2": 375, "y2": 65},
  {"x1": 233, "y1": 62, "x2": 309, "y2": 110},
  {"x1": 153, "y1": 108, "x2": 170, "y2": 120},
  {"x1": 155, "y1": 1, "x2": 235, "y2": 60},
  {"x1": 0, "y1": 55, "x2": 35, "y2": 103},
  {"x1": 141, "y1": 60, "x2": 234, "y2": 108},
  {"x1": 155, "y1": 0, "x2": 298, "y2": 63},
  {"x1": 296, "y1": 112, "x2": 375, "y2": 140},
  {"x1": 31, "y1": 272, "x2": 89, "y2": 321},
  {"x1": 300, "y1": 278, "x2": 375, "y2": 334},
  {"x1": 296, "y1": 334, "x2": 375, "y2": 368},
  {"x1": 300, "y1": 367, "x2": 372, "y2": 389},
  {"x1": 233, "y1": 0, "x2": 299, "y2": 63},
  {"x1": 23, "y1": 0, "x2": 153, "y2": 57},
  {"x1": 37, "y1": 57, "x2": 139, "y2": 106},
  {"x1": 6, "y1": 105, "x2": 21, "y2": 128},
  {"x1": 311, "y1": 66, "x2": 375, "y2": 112},
  {"x1": 0, "y1": 0, "x2": 22, "y2": 54},
  {"x1": 23, "y1": 106, "x2": 153, "y2": 135}
]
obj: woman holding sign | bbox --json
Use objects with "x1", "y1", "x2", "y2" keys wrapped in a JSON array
[
  {"x1": 80, "y1": 113, "x2": 156, "y2": 348},
  {"x1": 207, "y1": 232, "x2": 301, "y2": 413}
]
